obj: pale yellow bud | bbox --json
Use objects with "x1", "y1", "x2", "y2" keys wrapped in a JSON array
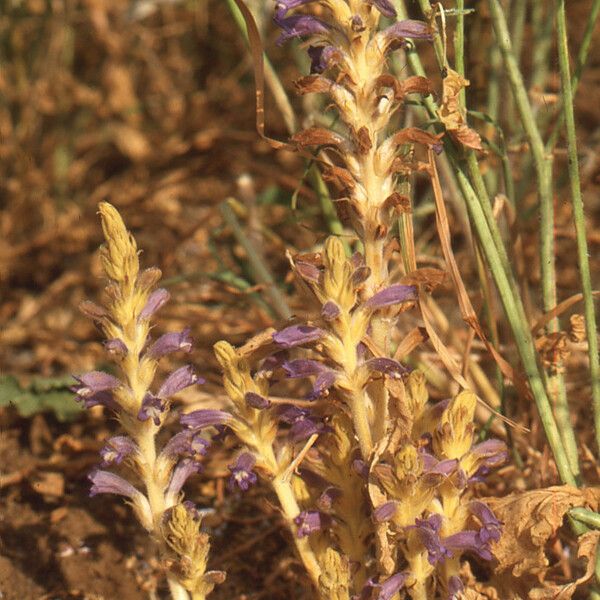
[
  {"x1": 406, "y1": 370, "x2": 428, "y2": 417},
  {"x1": 213, "y1": 340, "x2": 238, "y2": 370},
  {"x1": 433, "y1": 390, "x2": 476, "y2": 459},
  {"x1": 98, "y1": 202, "x2": 139, "y2": 284}
]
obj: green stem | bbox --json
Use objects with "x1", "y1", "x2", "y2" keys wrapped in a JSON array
[
  {"x1": 555, "y1": 0, "x2": 600, "y2": 455},
  {"x1": 488, "y1": 0, "x2": 581, "y2": 481},
  {"x1": 570, "y1": 508, "x2": 600, "y2": 530},
  {"x1": 547, "y1": 0, "x2": 600, "y2": 152},
  {"x1": 454, "y1": 0, "x2": 466, "y2": 109},
  {"x1": 393, "y1": 0, "x2": 577, "y2": 486}
]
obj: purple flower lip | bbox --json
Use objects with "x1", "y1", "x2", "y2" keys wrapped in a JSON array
[
  {"x1": 74, "y1": 390, "x2": 118, "y2": 410},
  {"x1": 358, "y1": 572, "x2": 407, "y2": 600},
  {"x1": 245, "y1": 391, "x2": 271, "y2": 409},
  {"x1": 89, "y1": 469, "x2": 140, "y2": 499},
  {"x1": 373, "y1": 501, "x2": 397, "y2": 523},
  {"x1": 275, "y1": 14, "x2": 331, "y2": 45},
  {"x1": 364, "y1": 284, "x2": 417, "y2": 310},
  {"x1": 158, "y1": 365, "x2": 203, "y2": 398},
  {"x1": 420, "y1": 451, "x2": 458, "y2": 476},
  {"x1": 139, "y1": 288, "x2": 170, "y2": 320},
  {"x1": 166, "y1": 458, "x2": 202, "y2": 499},
  {"x1": 283, "y1": 359, "x2": 327, "y2": 378},
  {"x1": 147, "y1": 328, "x2": 193, "y2": 359},
  {"x1": 162, "y1": 430, "x2": 210, "y2": 459},
  {"x1": 308, "y1": 370, "x2": 337, "y2": 399},
  {"x1": 104, "y1": 339, "x2": 128, "y2": 356},
  {"x1": 365, "y1": 357, "x2": 408, "y2": 379},
  {"x1": 137, "y1": 393, "x2": 165, "y2": 426},
  {"x1": 100, "y1": 436, "x2": 137, "y2": 466},
  {"x1": 274, "y1": 0, "x2": 315, "y2": 20},
  {"x1": 381, "y1": 19, "x2": 433, "y2": 43},
  {"x1": 71, "y1": 371, "x2": 121, "y2": 397},
  {"x1": 367, "y1": 0, "x2": 397, "y2": 18},
  {"x1": 228, "y1": 452, "x2": 258, "y2": 492},
  {"x1": 180, "y1": 408, "x2": 233, "y2": 429},
  {"x1": 294, "y1": 510, "x2": 329, "y2": 538},
  {"x1": 409, "y1": 513, "x2": 453, "y2": 565},
  {"x1": 278, "y1": 405, "x2": 326, "y2": 442},
  {"x1": 273, "y1": 325, "x2": 325, "y2": 348},
  {"x1": 321, "y1": 300, "x2": 341, "y2": 321}
]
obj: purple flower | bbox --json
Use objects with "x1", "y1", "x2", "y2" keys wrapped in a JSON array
[
  {"x1": 104, "y1": 339, "x2": 128, "y2": 356},
  {"x1": 72, "y1": 371, "x2": 121, "y2": 398},
  {"x1": 307, "y1": 45, "x2": 339, "y2": 74},
  {"x1": 412, "y1": 514, "x2": 452, "y2": 565},
  {"x1": 373, "y1": 501, "x2": 397, "y2": 523},
  {"x1": 420, "y1": 452, "x2": 458, "y2": 476},
  {"x1": 381, "y1": 19, "x2": 433, "y2": 43},
  {"x1": 137, "y1": 393, "x2": 165, "y2": 426},
  {"x1": 274, "y1": 0, "x2": 315, "y2": 20},
  {"x1": 180, "y1": 409, "x2": 233, "y2": 429},
  {"x1": 100, "y1": 436, "x2": 137, "y2": 466},
  {"x1": 444, "y1": 530, "x2": 493, "y2": 561},
  {"x1": 469, "y1": 501, "x2": 502, "y2": 544},
  {"x1": 245, "y1": 391, "x2": 271, "y2": 409},
  {"x1": 365, "y1": 357, "x2": 408, "y2": 378},
  {"x1": 364, "y1": 284, "x2": 416, "y2": 309},
  {"x1": 294, "y1": 510, "x2": 329, "y2": 538},
  {"x1": 89, "y1": 469, "x2": 140, "y2": 499},
  {"x1": 275, "y1": 14, "x2": 331, "y2": 45},
  {"x1": 308, "y1": 370, "x2": 338, "y2": 399},
  {"x1": 166, "y1": 458, "x2": 202, "y2": 499},
  {"x1": 471, "y1": 439, "x2": 508, "y2": 469},
  {"x1": 139, "y1": 288, "x2": 170, "y2": 320},
  {"x1": 158, "y1": 365, "x2": 203, "y2": 398},
  {"x1": 279, "y1": 405, "x2": 325, "y2": 442},
  {"x1": 273, "y1": 325, "x2": 325, "y2": 348},
  {"x1": 321, "y1": 300, "x2": 341, "y2": 321},
  {"x1": 228, "y1": 453, "x2": 258, "y2": 491},
  {"x1": 353, "y1": 458, "x2": 369, "y2": 479},
  {"x1": 356, "y1": 572, "x2": 407, "y2": 600},
  {"x1": 147, "y1": 328, "x2": 193, "y2": 359},
  {"x1": 74, "y1": 390, "x2": 118, "y2": 410},
  {"x1": 283, "y1": 359, "x2": 327, "y2": 378},
  {"x1": 162, "y1": 430, "x2": 210, "y2": 459},
  {"x1": 366, "y1": 0, "x2": 397, "y2": 18}
]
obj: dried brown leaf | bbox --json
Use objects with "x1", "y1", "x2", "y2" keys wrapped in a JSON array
[
  {"x1": 294, "y1": 76, "x2": 333, "y2": 95},
  {"x1": 392, "y1": 127, "x2": 443, "y2": 149},
  {"x1": 400, "y1": 267, "x2": 448, "y2": 292},
  {"x1": 438, "y1": 68, "x2": 483, "y2": 151},
  {"x1": 485, "y1": 487, "x2": 600, "y2": 578},
  {"x1": 291, "y1": 127, "x2": 346, "y2": 148}
]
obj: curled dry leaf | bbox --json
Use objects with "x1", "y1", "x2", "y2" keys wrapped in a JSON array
[
  {"x1": 291, "y1": 127, "x2": 346, "y2": 148},
  {"x1": 438, "y1": 68, "x2": 483, "y2": 151},
  {"x1": 527, "y1": 531, "x2": 600, "y2": 599},
  {"x1": 484, "y1": 486, "x2": 600, "y2": 578}
]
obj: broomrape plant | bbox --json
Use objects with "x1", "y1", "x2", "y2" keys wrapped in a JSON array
[
  {"x1": 181, "y1": 0, "x2": 507, "y2": 598},
  {"x1": 74, "y1": 203, "x2": 224, "y2": 600}
]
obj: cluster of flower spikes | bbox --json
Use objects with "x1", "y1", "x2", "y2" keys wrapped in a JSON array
[
  {"x1": 187, "y1": 1, "x2": 508, "y2": 598},
  {"x1": 73, "y1": 203, "x2": 224, "y2": 599}
]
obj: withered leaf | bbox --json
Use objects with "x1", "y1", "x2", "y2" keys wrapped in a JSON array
[
  {"x1": 401, "y1": 76, "x2": 435, "y2": 97},
  {"x1": 527, "y1": 530, "x2": 600, "y2": 599},
  {"x1": 437, "y1": 68, "x2": 483, "y2": 151},
  {"x1": 291, "y1": 127, "x2": 346, "y2": 148},
  {"x1": 382, "y1": 192, "x2": 411, "y2": 213},
  {"x1": 392, "y1": 127, "x2": 444, "y2": 149},
  {"x1": 354, "y1": 126, "x2": 372, "y2": 154},
  {"x1": 400, "y1": 267, "x2": 448, "y2": 291},
  {"x1": 485, "y1": 486, "x2": 600, "y2": 578},
  {"x1": 322, "y1": 165, "x2": 356, "y2": 190},
  {"x1": 294, "y1": 76, "x2": 333, "y2": 95}
]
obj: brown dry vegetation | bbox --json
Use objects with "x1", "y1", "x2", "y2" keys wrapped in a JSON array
[{"x1": 1, "y1": 0, "x2": 600, "y2": 598}]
